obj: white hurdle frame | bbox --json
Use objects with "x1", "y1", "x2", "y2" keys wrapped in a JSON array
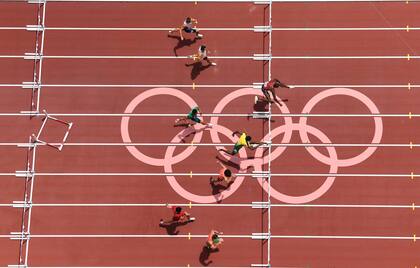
[
  {"x1": 12, "y1": 135, "x2": 38, "y2": 267},
  {"x1": 23, "y1": 1, "x2": 47, "y2": 115}
]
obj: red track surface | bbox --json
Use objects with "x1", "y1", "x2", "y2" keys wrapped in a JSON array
[{"x1": 1, "y1": 1, "x2": 420, "y2": 267}]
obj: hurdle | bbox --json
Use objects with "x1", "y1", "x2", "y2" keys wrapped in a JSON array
[{"x1": 31, "y1": 110, "x2": 73, "y2": 151}]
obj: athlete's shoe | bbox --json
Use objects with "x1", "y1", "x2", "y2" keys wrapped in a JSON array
[
  {"x1": 197, "y1": 34, "x2": 203, "y2": 38},
  {"x1": 189, "y1": 217, "x2": 196, "y2": 222},
  {"x1": 211, "y1": 62, "x2": 217, "y2": 66},
  {"x1": 254, "y1": 96, "x2": 259, "y2": 104}
]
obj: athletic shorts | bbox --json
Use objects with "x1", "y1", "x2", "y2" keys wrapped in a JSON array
[
  {"x1": 232, "y1": 143, "x2": 243, "y2": 155},
  {"x1": 183, "y1": 27, "x2": 197, "y2": 33}
]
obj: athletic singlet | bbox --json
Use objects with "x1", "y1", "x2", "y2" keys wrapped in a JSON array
[
  {"x1": 183, "y1": 20, "x2": 193, "y2": 29},
  {"x1": 187, "y1": 107, "x2": 199, "y2": 118},
  {"x1": 263, "y1": 79, "x2": 276, "y2": 91},
  {"x1": 198, "y1": 47, "x2": 207, "y2": 58},
  {"x1": 238, "y1": 133, "x2": 249, "y2": 147}
]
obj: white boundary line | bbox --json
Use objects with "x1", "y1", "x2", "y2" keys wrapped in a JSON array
[
  {"x1": 2, "y1": 234, "x2": 416, "y2": 240},
  {"x1": 1, "y1": 142, "x2": 419, "y2": 147},
  {"x1": 1, "y1": 203, "x2": 419, "y2": 209},
  {"x1": 2, "y1": 26, "x2": 420, "y2": 31},
  {"x1": 273, "y1": 27, "x2": 420, "y2": 31},
  {"x1": 2, "y1": 172, "x2": 418, "y2": 177},
  {"x1": 0, "y1": 112, "x2": 418, "y2": 117},
  {"x1": 3, "y1": 54, "x2": 419, "y2": 59},
  {"x1": 1, "y1": 83, "x2": 418, "y2": 88}
]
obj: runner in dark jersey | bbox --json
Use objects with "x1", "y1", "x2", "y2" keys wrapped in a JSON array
[{"x1": 174, "y1": 106, "x2": 212, "y2": 127}]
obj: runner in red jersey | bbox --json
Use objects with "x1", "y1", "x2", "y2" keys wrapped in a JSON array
[
  {"x1": 255, "y1": 78, "x2": 290, "y2": 106},
  {"x1": 160, "y1": 204, "x2": 195, "y2": 226}
]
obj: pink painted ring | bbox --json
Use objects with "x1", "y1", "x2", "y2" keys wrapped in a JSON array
[
  {"x1": 121, "y1": 88, "x2": 203, "y2": 167},
  {"x1": 254, "y1": 123, "x2": 338, "y2": 204},
  {"x1": 299, "y1": 88, "x2": 383, "y2": 167}
]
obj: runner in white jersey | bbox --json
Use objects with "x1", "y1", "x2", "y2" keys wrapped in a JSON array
[
  {"x1": 187, "y1": 45, "x2": 217, "y2": 66},
  {"x1": 168, "y1": 17, "x2": 203, "y2": 41}
]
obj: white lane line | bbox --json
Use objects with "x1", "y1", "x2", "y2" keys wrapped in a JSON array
[
  {"x1": 1, "y1": 172, "x2": 418, "y2": 177},
  {"x1": 271, "y1": 235, "x2": 415, "y2": 240},
  {"x1": 0, "y1": 27, "x2": 27, "y2": 30},
  {"x1": 0, "y1": 113, "x2": 418, "y2": 117},
  {"x1": 0, "y1": 142, "x2": 419, "y2": 147},
  {"x1": 3, "y1": 234, "x2": 416, "y2": 240},
  {"x1": 2, "y1": 83, "x2": 419, "y2": 88},
  {"x1": 19, "y1": 234, "x2": 249, "y2": 238},
  {"x1": 3, "y1": 54, "x2": 418, "y2": 60},
  {"x1": 273, "y1": 27, "x2": 420, "y2": 31},
  {"x1": 45, "y1": 27, "x2": 254, "y2": 31},
  {"x1": 272, "y1": 55, "x2": 418, "y2": 59},
  {"x1": 0, "y1": 203, "x2": 418, "y2": 209},
  {"x1": 2, "y1": 26, "x2": 420, "y2": 31},
  {"x1": 42, "y1": 84, "x2": 251, "y2": 88}
]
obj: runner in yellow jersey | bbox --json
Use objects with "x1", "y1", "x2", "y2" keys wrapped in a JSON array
[{"x1": 218, "y1": 131, "x2": 266, "y2": 156}]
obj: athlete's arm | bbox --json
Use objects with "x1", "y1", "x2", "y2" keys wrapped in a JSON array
[
  {"x1": 275, "y1": 79, "x2": 290, "y2": 88},
  {"x1": 231, "y1": 131, "x2": 241, "y2": 137}
]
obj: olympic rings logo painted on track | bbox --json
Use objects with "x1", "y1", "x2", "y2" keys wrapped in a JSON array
[{"x1": 121, "y1": 87, "x2": 383, "y2": 204}]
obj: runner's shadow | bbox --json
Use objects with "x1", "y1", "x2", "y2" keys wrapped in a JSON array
[
  {"x1": 210, "y1": 180, "x2": 233, "y2": 195},
  {"x1": 253, "y1": 98, "x2": 269, "y2": 112},
  {"x1": 167, "y1": 34, "x2": 199, "y2": 56},
  {"x1": 199, "y1": 246, "x2": 219, "y2": 266},
  {"x1": 215, "y1": 155, "x2": 240, "y2": 170},
  {"x1": 159, "y1": 221, "x2": 189, "y2": 235},
  {"x1": 185, "y1": 61, "x2": 212, "y2": 80},
  {"x1": 178, "y1": 125, "x2": 210, "y2": 143}
]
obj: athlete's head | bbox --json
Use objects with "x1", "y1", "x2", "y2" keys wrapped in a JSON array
[
  {"x1": 186, "y1": 17, "x2": 192, "y2": 23},
  {"x1": 245, "y1": 135, "x2": 252, "y2": 142},
  {"x1": 175, "y1": 207, "x2": 182, "y2": 213},
  {"x1": 224, "y1": 169, "x2": 232, "y2": 177},
  {"x1": 273, "y1": 79, "x2": 281, "y2": 88},
  {"x1": 191, "y1": 108, "x2": 198, "y2": 115},
  {"x1": 212, "y1": 234, "x2": 219, "y2": 240},
  {"x1": 200, "y1": 45, "x2": 206, "y2": 52}
]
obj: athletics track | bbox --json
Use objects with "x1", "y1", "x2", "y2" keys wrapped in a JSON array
[{"x1": 0, "y1": 0, "x2": 419, "y2": 267}]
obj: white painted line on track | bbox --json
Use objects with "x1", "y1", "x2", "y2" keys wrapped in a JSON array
[
  {"x1": 0, "y1": 172, "x2": 417, "y2": 177},
  {"x1": 0, "y1": 203, "x2": 418, "y2": 209},
  {"x1": 2, "y1": 234, "x2": 415, "y2": 240},
  {"x1": 0, "y1": 142, "x2": 419, "y2": 147},
  {"x1": 3, "y1": 54, "x2": 419, "y2": 60},
  {"x1": 1, "y1": 83, "x2": 419, "y2": 88},
  {"x1": 0, "y1": 113, "x2": 418, "y2": 117},
  {"x1": 3, "y1": 26, "x2": 420, "y2": 31}
]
